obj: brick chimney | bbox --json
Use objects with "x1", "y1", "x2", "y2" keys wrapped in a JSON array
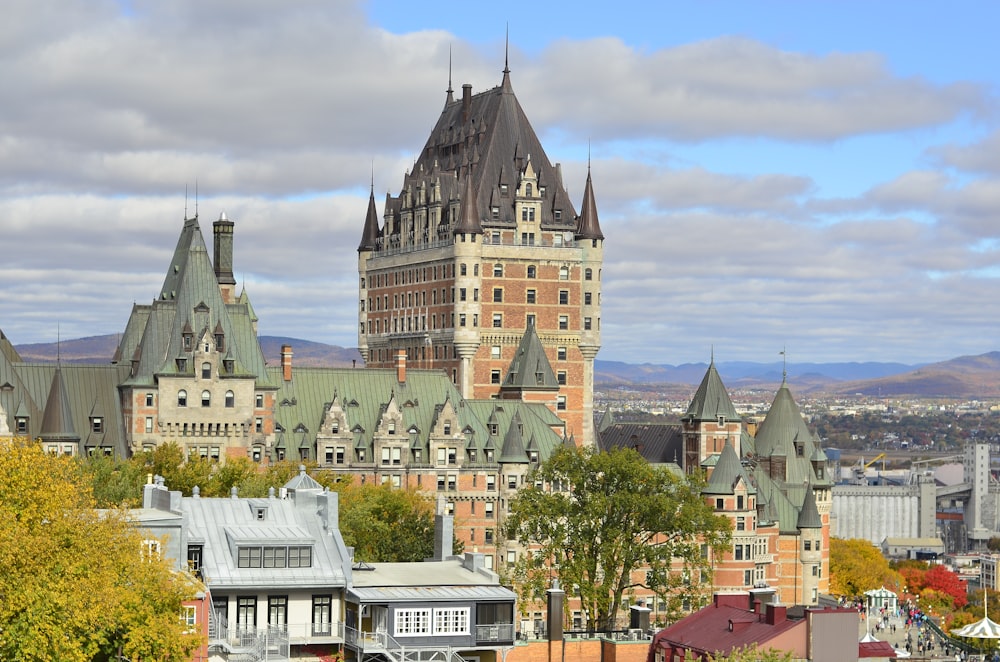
[
  {"x1": 281, "y1": 345, "x2": 293, "y2": 382},
  {"x1": 396, "y1": 349, "x2": 407, "y2": 384}
]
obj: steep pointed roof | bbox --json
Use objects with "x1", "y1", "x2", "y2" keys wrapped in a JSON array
[
  {"x1": 575, "y1": 168, "x2": 604, "y2": 240},
  {"x1": 500, "y1": 320, "x2": 558, "y2": 391},
  {"x1": 392, "y1": 67, "x2": 577, "y2": 234},
  {"x1": 683, "y1": 360, "x2": 740, "y2": 423},
  {"x1": 796, "y1": 486, "x2": 823, "y2": 529},
  {"x1": 703, "y1": 441, "x2": 756, "y2": 495},
  {"x1": 753, "y1": 379, "x2": 828, "y2": 484},
  {"x1": 452, "y1": 165, "x2": 483, "y2": 235},
  {"x1": 358, "y1": 187, "x2": 381, "y2": 251},
  {"x1": 39, "y1": 365, "x2": 79, "y2": 443},
  {"x1": 499, "y1": 411, "x2": 529, "y2": 463},
  {"x1": 117, "y1": 217, "x2": 272, "y2": 389}
]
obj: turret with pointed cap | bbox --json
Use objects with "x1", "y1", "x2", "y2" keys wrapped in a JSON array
[
  {"x1": 40, "y1": 365, "x2": 79, "y2": 445},
  {"x1": 575, "y1": 168, "x2": 604, "y2": 241},
  {"x1": 358, "y1": 185, "x2": 381, "y2": 251},
  {"x1": 682, "y1": 356, "x2": 742, "y2": 473}
]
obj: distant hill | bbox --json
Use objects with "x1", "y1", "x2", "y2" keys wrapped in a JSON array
[{"x1": 14, "y1": 335, "x2": 999, "y2": 398}]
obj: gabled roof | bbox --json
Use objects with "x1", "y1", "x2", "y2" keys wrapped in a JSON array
[
  {"x1": 597, "y1": 421, "x2": 682, "y2": 466},
  {"x1": 683, "y1": 360, "x2": 740, "y2": 423},
  {"x1": 500, "y1": 320, "x2": 558, "y2": 391}
]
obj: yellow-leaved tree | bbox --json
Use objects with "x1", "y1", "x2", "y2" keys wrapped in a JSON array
[
  {"x1": 830, "y1": 537, "x2": 902, "y2": 598},
  {"x1": 0, "y1": 437, "x2": 200, "y2": 662}
]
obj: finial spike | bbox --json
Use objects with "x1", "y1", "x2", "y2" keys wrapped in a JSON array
[
  {"x1": 780, "y1": 347, "x2": 787, "y2": 380},
  {"x1": 504, "y1": 24, "x2": 509, "y2": 74},
  {"x1": 371, "y1": 161, "x2": 375, "y2": 193},
  {"x1": 184, "y1": 183, "x2": 189, "y2": 220},
  {"x1": 194, "y1": 179, "x2": 199, "y2": 219},
  {"x1": 57, "y1": 324, "x2": 61, "y2": 365}
]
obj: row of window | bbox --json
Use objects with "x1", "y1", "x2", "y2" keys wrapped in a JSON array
[
  {"x1": 176, "y1": 389, "x2": 235, "y2": 408},
  {"x1": 214, "y1": 594, "x2": 333, "y2": 635},
  {"x1": 365, "y1": 263, "x2": 596, "y2": 290},
  {"x1": 236, "y1": 545, "x2": 313, "y2": 569},
  {"x1": 395, "y1": 607, "x2": 469, "y2": 636}
]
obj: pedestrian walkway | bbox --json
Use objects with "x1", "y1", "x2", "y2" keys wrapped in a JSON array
[{"x1": 857, "y1": 611, "x2": 991, "y2": 661}]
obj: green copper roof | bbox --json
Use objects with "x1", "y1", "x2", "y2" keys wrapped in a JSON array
[
  {"x1": 683, "y1": 361, "x2": 740, "y2": 423},
  {"x1": 703, "y1": 441, "x2": 756, "y2": 496},
  {"x1": 39, "y1": 366, "x2": 78, "y2": 443},
  {"x1": 500, "y1": 321, "x2": 559, "y2": 391},
  {"x1": 752, "y1": 380, "x2": 831, "y2": 488},
  {"x1": 797, "y1": 486, "x2": 823, "y2": 529},
  {"x1": 498, "y1": 410, "x2": 529, "y2": 463}
]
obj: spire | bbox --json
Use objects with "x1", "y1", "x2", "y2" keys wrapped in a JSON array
[
  {"x1": 39, "y1": 365, "x2": 79, "y2": 444},
  {"x1": 797, "y1": 485, "x2": 822, "y2": 529},
  {"x1": 501, "y1": 24, "x2": 512, "y2": 91},
  {"x1": 453, "y1": 163, "x2": 483, "y2": 235},
  {"x1": 575, "y1": 166, "x2": 604, "y2": 240},
  {"x1": 499, "y1": 411, "x2": 529, "y2": 463},
  {"x1": 358, "y1": 184, "x2": 381, "y2": 251},
  {"x1": 446, "y1": 44, "x2": 454, "y2": 103}
]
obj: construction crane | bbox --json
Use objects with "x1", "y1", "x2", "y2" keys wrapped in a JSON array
[{"x1": 851, "y1": 453, "x2": 887, "y2": 484}]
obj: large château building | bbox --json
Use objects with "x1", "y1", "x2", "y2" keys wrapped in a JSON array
[{"x1": 357, "y1": 63, "x2": 603, "y2": 447}]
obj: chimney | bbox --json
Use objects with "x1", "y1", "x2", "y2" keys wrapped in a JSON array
[
  {"x1": 281, "y1": 344, "x2": 293, "y2": 382},
  {"x1": 396, "y1": 349, "x2": 407, "y2": 384},
  {"x1": 213, "y1": 211, "x2": 236, "y2": 302},
  {"x1": 462, "y1": 83, "x2": 472, "y2": 123},
  {"x1": 765, "y1": 603, "x2": 787, "y2": 625},
  {"x1": 432, "y1": 495, "x2": 453, "y2": 561}
]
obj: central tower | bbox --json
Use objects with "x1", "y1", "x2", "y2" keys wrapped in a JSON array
[{"x1": 357, "y1": 63, "x2": 604, "y2": 446}]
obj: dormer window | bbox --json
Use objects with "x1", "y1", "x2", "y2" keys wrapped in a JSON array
[
  {"x1": 331, "y1": 421, "x2": 340, "y2": 434},
  {"x1": 215, "y1": 333, "x2": 224, "y2": 351},
  {"x1": 500, "y1": 184, "x2": 508, "y2": 195},
  {"x1": 388, "y1": 421, "x2": 396, "y2": 435},
  {"x1": 224, "y1": 359, "x2": 234, "y2": 373},
  {"x1": 91, "y1": 417, "x2": 103, "y2": 433},
  {"x1": 525, "y1": 183, "x2": 533, "y2": 197},
  {"x1": 183, "y1": 334, "x2": 192, "y2": 350},
  {"x1": 443, "y1": 422, "x2": 451, "y2": 435},
  {"x1": 176, "y1": 358, "x2": 187, "y2": 372},
  {"x1": 16, "y1": 417, "x2": 28, "y2": 434}
]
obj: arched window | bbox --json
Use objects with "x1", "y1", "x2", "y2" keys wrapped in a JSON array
[
  {"x1": 202, "y1": 362, "x2": 211, "y2": 379},
  {"x1": 177, "y1": 390, "x2": 187, "y2": 407},
  {"x1": 201, "y1": 390, "x2": 211, "y2": 407},
  {"x1": 527, "y1": 265, "x2": 536, "y2": 279},
  {"x1": 225, "y1": 390, "x2": 235, "y2": 408},
  {"x1": 585, "y1": 268, "x2": 593, "y2": 281}
]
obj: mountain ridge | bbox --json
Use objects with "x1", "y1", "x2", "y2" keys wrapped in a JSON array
[{"x1": 12, "y1": 334, "x2": 999, "y2": 398}]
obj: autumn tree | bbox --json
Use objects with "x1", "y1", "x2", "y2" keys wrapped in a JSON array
[
  {"x1": 504, "y1": 446, "x2": 731, "y2": 630},
  {"x1": 829, "y1": 538, "x2": 902, "y2": 597},
  {"x1": 0, "y1": 437, "x2": 199, "y2": 662},
  {"x1": 708, "y1": 644, "x2": 793, "y2": 661}
]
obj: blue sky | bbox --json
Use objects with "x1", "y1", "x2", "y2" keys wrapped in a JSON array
[{"x1": 0, "y1": 0, "x2": 997, "y2": 366}]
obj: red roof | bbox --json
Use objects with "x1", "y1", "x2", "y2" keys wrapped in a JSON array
[
  {"x1": 859, "y1": 640, "x2": 898, "y2": 658},
  {"x1": 648, "y1": 595, "x2": 801, "y2": 660}
]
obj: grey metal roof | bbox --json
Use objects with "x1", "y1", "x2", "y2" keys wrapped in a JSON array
[
  {"x1": 597, "y1": 422, "x2": 682, "y2": 465},
  {"x1": 500, "y1": 321, "x2": 559, "y2": 392},
  {"x1": 752, "y1": 380, "x2": 832, "y2": 488},
  {"x1": 349, "y1": 585, "x2": 515, "y2": 603},
  {"x1": 182, "y1": 489, "x2": 350, "y2": 591},
  {"x1": 39, "y1": 365, "x2": 78, "y2": 442}
]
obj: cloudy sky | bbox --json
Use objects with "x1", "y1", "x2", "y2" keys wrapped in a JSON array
[{"x1": 2, "y1": 0, "x2": 998, "y2": 366}]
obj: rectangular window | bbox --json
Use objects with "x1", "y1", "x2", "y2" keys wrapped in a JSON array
[
  {"x1": 460, "y1": 288, "x2": 467, "y2": 301},
  {"x1": 145, "y1": 416, "x2": 153, "y2": 433},
  {"x1": 268, "y1": 596, "x2": 288, "y2": 626},
  {"x1": 526, "y1": 289, "x2": 536, "y2": 304},
  {"x1": 145, "y1": 393, "x2": 154, "y2": 407},
  {"x1": 736, "y1": 517, "x2": 745, "y2": 531},
  {"x1": 447, "y1": 475, "x2": 457, "y2": 491},
  {"x1": 557, "y1": 396, "x2": 566, "y2": 411},
  {"x1": 312, "y1": 595, "x2": 333, "y2": 636},
  {"x1": 256, "y1": 394, "x2": 264, "y2": 408},
  {"x1": 584, "y1": 317, "x2": 592, "y2": 330},
  {"x1": 493, "y1": 287, "x2": 503, "y2": 303},
  {"x1": 237, "y1": 596, "x2": 257, "y2": 631},
  {"x1": 238, "y1": 547, "x2": 262, "y2": 568},
  {"x1": 485, "y1": 528, "x2": 494, "y2": 544},
  {"x1": 492, "y1": 313, "x2": 502, "y2": 328},
  {"x1": 485, "y1": 501, "x2": 494, "y2": 519},
  {"x1": 559, "y1": 290, "x2": 569, "y2": 305},
  {"x1": 491, "y1": 345, "x2": 502, "y2": 359},
  {"x1": 559, "y1": 266, "x2": 569, "y2": 280},
  {"x1": 491, "y1": 369, "x2": 501, "y2": 384},
  {"x1": 263, "y1": 546, "x2": 287, "y2": 568},
  {"x1": 288, "y1": 546, "x2": 312, "y2": 568},
  {"x1": 557, "y1": 371, "x2": 567, "y2": 385},
  {"x1": 493, "y1": 264, "x2": 503, "y2": 277},
  {"x1": 559, "y1": 316, "x2": 568, "y2": 330},
  {"x1": 584, "y1": 292, "x2": 592, "y2": 305},
  {"x1": 395, "y1": 608, "x2": 432, "y2": 636},
  {"x1": 434, "y1": 608, "x2": 470, "y2": 635},
  {"x1": 557, "y1": 347, "x2": 567, "y2": 360},
  {"x1": 486, "y1": 474, "x2": 496, "y2": 491}
]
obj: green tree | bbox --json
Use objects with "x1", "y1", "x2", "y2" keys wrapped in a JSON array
[
  {"x1": 829, "y1": 538, "x2": 901, "y2": 597},
  {"x1": 708, "y1": 644, "x2": 793, "y2": 661},
  {"x1": 0, "y1": 437, "x2": 199, "y2": 662},
  {"x1": 337, "y1": 483, "x2": 453, "y2": 562},
  {"x1": 504, "y1": 446, "x2": 730, "y2": 630}
]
